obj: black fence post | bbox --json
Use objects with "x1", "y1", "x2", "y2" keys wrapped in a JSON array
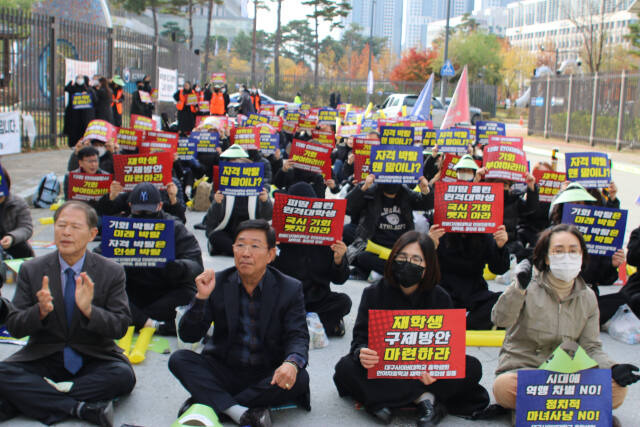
[
  {"x1": 107, "y1": 27, "x2": 114, "y2": 77},
  {"x1": 48, "y1": 16, "x2": 57, "y2": 148}
]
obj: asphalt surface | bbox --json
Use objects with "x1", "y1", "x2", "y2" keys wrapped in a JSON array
[{"x1": 0, "y1": 137, "x2": 638, "y2": 426}]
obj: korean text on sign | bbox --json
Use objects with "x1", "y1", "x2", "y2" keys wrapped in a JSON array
[
  {"x1": 436, "y1": 128, "x2": 470, "y2": 154},
  {"x1": 101, "y1": 216, "x2": 175, "y2": 267},
  {"x1": 483, "y1": 136, "x2": 528, "y2": 183},
  {"x1": 218, "y1": 162, "x2": 264, "y2": 197},
  {"x1": 433, "y1": 182, "x2": 504, "y2": 233},
  {"x1": 177, "y1": 138, "x2": 197, "y2": 161},
  {"x1": 353, "y1": 137, "x2": 380, "y2": 183},
  {"x1": 68, "y1": 173, "x2": 112, "y2": 202},
  {"x1": 475, "y1": 121, "x2": 506, "y2": 145},
  {"x1": 113, "y1": 152, "x2": 173, "y2": 191},
  {"x1": 369, "y1": 145, "x2": 423, "y2": 184},
  {"x1": 272, "y1": 194, "x2": 346, "y2": 245},
  {"x1": 231, "y1": 127, "x2": 260, "y2": 150},
  {"x1": 533, "y1": 170, "x2": 566, "y2": 203},
  {"x1": 289, "y1": 139, "x2": 332, "y2": 178},
  {"x1": 561, "y1": 203, "x2": 627, "y2": 256},
  {"x1": 565, "y1": 152, "x2": 611, "y2": 188},
  {"x1": 368, "y1": 309, "x2": 466, "y2": 379},
  {"x1": 380, "y1": 126, "x2": 415, "y2": 145},
  {"x1": 189, "y1": 131, "x2": 220, "y2": 153}
]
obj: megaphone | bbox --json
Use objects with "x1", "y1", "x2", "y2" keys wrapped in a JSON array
[{"x1": 365, "y1": 240, "x2": 391, "y2": 260}]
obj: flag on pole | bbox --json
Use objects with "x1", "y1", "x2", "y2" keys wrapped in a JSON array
[
  {"x1": 214, "y1": 38, "x2": 219, "y2": 56},
  {"x1": 440, "y1": 65, "x2": 470, "y2": 130},
  {"x1": 364, "y1": 102, "x2": 373, "y2": 118},
  {"x1": 410, "y1": 74, "x2": 434, "y2": 120},
  {"x1": 367, "y1": 70, "x2": 374, "y2": 95}
]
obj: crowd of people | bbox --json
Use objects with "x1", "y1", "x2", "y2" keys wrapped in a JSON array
[{"x1": 0, "y1": 79, "x2": 639, "y2": 427}]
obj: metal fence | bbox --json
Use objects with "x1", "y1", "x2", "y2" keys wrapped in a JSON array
[
  {"x1": 529, "y1": 71, "x2": 640, "y2": 150},
  {"x1": 0, "y1": 8, "x2": 200, "y2": 150}
]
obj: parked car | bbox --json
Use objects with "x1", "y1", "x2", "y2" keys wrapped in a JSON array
[
  {"x1": 377, "y1": 94, "x2": 446, "y2": 127},
  {"x1": 227, "y1": 90, "x2": 294, "y2": 116}
]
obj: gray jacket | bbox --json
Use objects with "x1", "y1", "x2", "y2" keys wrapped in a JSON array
[
  {"x1": 1, "y1": 194, "x2": 33, "y2": 245},
  {"x1": 492, "y1": 270, "x2": 615, "y2": 375}
]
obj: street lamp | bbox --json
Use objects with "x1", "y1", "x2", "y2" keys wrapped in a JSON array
[
  {"x1": 366, "y1": 0, "x2": 376, "y2": 104},
  {"x1": 440, "y1": 0, "x2": 451, "y2": 104}
]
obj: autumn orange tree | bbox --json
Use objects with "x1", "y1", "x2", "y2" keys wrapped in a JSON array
[{"x1": 390, "y1": 48, "x2": 438, "y2": 83}]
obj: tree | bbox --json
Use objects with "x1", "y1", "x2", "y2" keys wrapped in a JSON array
[
  {"x1": 390, "y1": 48, "x2": 437, "y2": 82},
  {"x1": 501, "y1": 45, "x2": 536, "y2": 101},
  {"x1": 251, "y1": 0, "x2": 270, "y2": 85},
  {"x1": 161, "y1": 21, "x2": 187, "y2": 43},
  {"x1": 232, "y1": 30, "x2": 272, "y2": 66},
  {"x1": 301, "y1": 0, "x2": 351, "y2": 96},
  {"x1": 281, "y1": 20, "x2": 315, "y2": 66},
  {"x1": 202, "y1": 0, "x2": 225, "y2": 83},
  {"x1": 272, "y1": 0, "x2": 284, "y2": 96},
  {"x1": 0, "y1": 0, "x2": 36, "y2": 10}
]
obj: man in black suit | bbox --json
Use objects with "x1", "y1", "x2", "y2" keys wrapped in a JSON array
[
  {"x1": 169, "y1": 219, "x2": 310, "y2": 427},
  {"x1": 0, "y1": 201, "x2": 135, "y2": 426}
]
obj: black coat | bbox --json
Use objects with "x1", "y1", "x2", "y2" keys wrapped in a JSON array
[
  {"x1": 239, "y1": 91, "x2": 255, "y2": 115},
  {"x1": 174, "y1": 89, "x2": 197, "y2": 134},
  {"x1": 96, "y1": 185, "x2": 186, "y2": 224},
  {"x1": 94, "y1": 85, "x2": 114, "y2": 124},
  {"x1": 63, "y1": 82, "x2": 96, "y2": 148},
  {"x1": 274, "y1": 168, "x2": 326, "y2": 198},
  {"x1": 503, "y1": 186, "x2": 539, "y2": 242},
  {"x1": 131, "y1": 90, "x2": 153, "y2": 118},
  {"x1": 178, "y1": 266, "x2": 309, "y2": 371},
  {"x1": 622, "y1": 226, "x2": 640, "y2": 309}
]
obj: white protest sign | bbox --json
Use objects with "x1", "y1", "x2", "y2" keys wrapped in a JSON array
[
  {"x1": 0, "y1": 111, "x2": 21, "y2": 155},
  {"x1": 65, "y1": 58, "x2": 99, "y2": 85},
  {"x1": 158, "y1": 67, "x2": 178, "y2": 103}
]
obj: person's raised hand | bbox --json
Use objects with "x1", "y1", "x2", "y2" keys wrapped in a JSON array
[
  {"x1": 75, "y1": 272, "x2": 94, "y2": 318},
  {"x1": 325, "y1": 179, "x2": 336, "y2": 190},
  {"x1": 515, "y1": 259, "x2": 533, "y2": 290},
  {"x1": 37, "y1": 276, "x2": 54, "y2": 319},
  {"x1": 0, "y1": 235, "x2": 13, "y2": 249},
  {"x1": 428, "y1": 224, "x2": 445, "y2": 248},
  {"x1": 259, "y1": 187, "x2": 269, "y2": 202},
  {"x1": 611, "y1": 364, "x2": 640, "y2": 386},
  {"x1": 608, "y1": 181, "x2": 618, "y2": 201},
  {"x1": 418, "y1": 176, "x2": 430, "y2": 195},
  {"x1": 270, "y1": 362, "x2": 298, "y2": 390},
  {"x1": 526, "y1": 173, "x2": 536, "y2": 191},
  {"x1": 330, "y1": 240, "x2": 347, "y2": 265},
  {"x1": 213, "y1": 190, "x2": 224, "y2": 204},
  {"x1": 282, "y1": 159, "x2": 293, "y2": 172},
  {"x1": 612, "y1": 249, "x2": 625, "y2": 268},
  {"x1": 109, "y1": 180, "x2": 123, "y2": 201},
  {"x1": 419, "y1": 371, "x2": 438, "y2": 386},
  {"x1": 474, "y1": 167, "x2": 487, "y2": 182},
  {"x1": 359, "y1": 347, "x2": 379, "y2": 369},
  {"x1": 493, "y1": 225, "x2": 508, "y2": 248},
  {"x1": 195, "y1": 269, "x2": 216, "y2": 300},
  {"x1": 361, "y1": 174, "x2": 375, "y2": 191}
]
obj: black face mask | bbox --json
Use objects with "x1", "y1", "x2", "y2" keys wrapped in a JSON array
[
  {"x1": 391, "y1": 260, "x2": 425, "y2": 288},
  {"x1": 380, "y1": 183, "x2": 402, "y2": 195},
  {"x1": 132, "y1": 210, "x2": 161, "y2": 219}
]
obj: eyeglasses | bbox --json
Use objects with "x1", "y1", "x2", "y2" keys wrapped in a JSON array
[
  {"x1": 233, "y1": 243, "x2": 268, "y2": 253},
  {"x1": 395, "y1": 253, "x2": 424, "y2": 265}
]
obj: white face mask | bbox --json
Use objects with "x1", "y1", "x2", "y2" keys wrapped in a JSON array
[
  {"x1": 95, "y1": 146, "x2": 106, "y2": 157},
  {"x1": 76, "y1": 78, "x2": 84, "y2": 85},
  {"x1": 548, "y1": 253, "x2": 582, "y2": 282},
  {"x1": 457, "y1": 171, "x2": 475, "y2": 182}
]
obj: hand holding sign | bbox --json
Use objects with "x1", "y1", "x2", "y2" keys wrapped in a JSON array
[
  {"x1": 420, "y1": 371, "x2": 437, "y2": 386},
  {"x1": 331, "y1": 240, "x2": 347, "y2": 265},
  {"x1": 359, "y1": 348, "x2": 380, "y2": 369},
  {"x1": 493, "y1": 225, "x2": 508, "y2": 248},
  {"x1": 195, "y1": 269, "x2": 216, "y2": 300},
  {"x1": 611, "y1": 249, "x2": 625, "y2": 268}
]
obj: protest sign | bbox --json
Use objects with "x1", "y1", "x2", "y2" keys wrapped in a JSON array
[
  {"x1": 0, "y1": 111, "x2": 21, "y2": 155},
  {"x1": 380, "y1": 126, "x2": 415, "y2": 145},
  {"x1": 196, "y1": 115, "x2": 229, "y2": 131},
  {"x1": 83, "y1": 120, "x2": 117, "y2": 143},
  {"x1": 0, "y1": 165, "x2": 9, "y2": 197},
  {"x1": 189, "y1": 131, "x2": 220, "y2": 153},
  {"x1": 117, "y1": 128, "x2": 142, "y2": 151},
  {"x1": 298, "y1": 118, "x2": 316, "y2": 130},
  {"x1": 210, "y1": 72, "x2": 226, "y2": 84},
  {"x1": 483, "y1": 136, "x2": 528, "y2": 182},
  {"x1": 71, "y1": 92, "x2": 93, "y2": 109},
  {"x1": 258, "y1": 126, "x2": 279, "y2": 155},
  {"x1": 272, "y1": 193, "x2": 346, "y2": 245},
  {"x1": 268, "y1": 115, "x2": 283, "y2": 131},
  {"x1": 440, "y1": 153, "x2": 480, "y2": 182},
  {"x1": 367, "y1": 309, "x2": 467, "y2": 379},
  {"x1": 198, "y1": 100, "x2": 210, "y2": 113},
  {"x1": 260, "y1": 104, "x2": 276, "y2": 116},
  {"x1": 157, "y1": 67, "x2": 177, "y2": 102},
  {"x1": 337, "y1": 124, "x2": 361, "y2": 137},
  {"x1": 140, "y1": 131, "x2": 178, "y2": 155},
  {"x1": 177, "y1": 137, "x2": 197, "y2": 160},
  {"x1": 300, "y1": 103, "x2": 311, "y2": 114},
  {"x1": 317, "y1": 108, "x2": 338, "y2": 125},
  {"x1": 436, "y1": 128, "x2": 470, "y2": 154},
  {"x1": 283, "y1": 112, "x2": 301, "y2": 134},
  {"x1": 219, "y1": 162, "x2": 264, "y2": 196},
  {"x1": 422, "y1": 129, "x2": 438, "y2": 148},
  {"x1": 138, "y1": 91, "x2": 152, "y2": 104},
  {"x1": 289, "y1": 139, "x2": 332, "y2": 178},
  {"x1": 185, "y1": 93, "x2": 199, "y2": 106},
  {"x1": 284, "y1": 111, "x2": 301, "y2": 123},
  {"x1": 561, "y1": 204, "x2": 627, "y2": 256},
  {"x1": 353, "y1": 137, "x2": 379, "y2": 183},
  {"x1": 361, "y1": 119, "x2": 378, "y2": 134},
  {"x1": 565, "y1": 152, "x2": 611, "y2": 188},
  {"x1": 131, "y1": 114, "x2": 156, "y2": 131},
  {"x1": 101, "y1": 216, "x2": 175, "y2": 268},
  {"x1": 408, "y1": 120, "x2": 433, "y2": 144},
  {"x1": 475, "y1": 121, "x2": 506, "y2": 145},
  {"x1": 534, "y1": 170, "x2": 567, "y2": 203},
  {"x1": 311, "y1": 129, "x2": 336, "y2": 147},
  {"x1": 370, "y1": 145, "x2": 423, "y2": 184},
  {"x1": 64, "y1": 58, "x2": 98, "y2": 85},
  {"x1": 231, "y1": 127, "x2": 260, "y2": 150},
  {"x1": 113, "y1": 152, "x2": 173, "y2": 191},
  {"x1": 68, "y1": 172, "x2": 112, "y2": 202},
  {"x1": 433, "y1": 182, "x2": 504, "y2": 233},
  {"x1": 516, "y1": 369, "x2": 612, "y2": 427},
  {"x1": 245, "y1": 113, "x2": 269, "y2": 126}
]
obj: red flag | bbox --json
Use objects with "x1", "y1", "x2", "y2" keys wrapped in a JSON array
[{"x1": 440, "y1": 65, "x2": 470, "y2": 130}]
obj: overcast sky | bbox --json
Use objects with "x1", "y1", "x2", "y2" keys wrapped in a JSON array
[{"x1": 249, "y1": 1, "x2": 342, "y2": 40}]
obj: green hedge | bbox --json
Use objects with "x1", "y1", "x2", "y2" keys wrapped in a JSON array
[{"x1": 550, "y1": 111, "x2": 640, "y2": 144}]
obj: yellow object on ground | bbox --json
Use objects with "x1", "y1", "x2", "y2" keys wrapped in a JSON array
[
  {"x1": 365, "y1": 240, "x2": 391, "y2": 260},
  {"x1": 170, "y1": 403, "x2": 223, "y2": 427},
  {"x1": 627, "y1": 264, "x2": 637, "y2": 276},
  {"x1": 49, "y1": 201, "x2": 62, "y2": 211},
  {"x1": 117, "y1": 326, "x2": 135, "y2": 357},
  {"x1": 128, "y1": 327, "x2": 156, "y2": 364},
  {"x1": 39, "y1": 217, "x2": 54, "y2": 225},
  {"x1": 466, "y1": 330, "x2": 506, "y2": 347},
  {"x1": 483, "y1": 264, "x2": 497, "y2": 281}
]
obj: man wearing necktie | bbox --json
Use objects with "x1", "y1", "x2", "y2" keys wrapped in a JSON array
[{"x1": 0, "y1": 201, "x2": 135, "y2": 426}]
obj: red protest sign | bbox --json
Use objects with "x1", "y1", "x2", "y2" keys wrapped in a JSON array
[
  {"x1": 289, "y1": 139, "x2": 332, "y2": 178},
  {"x1": 433, "y1": 182, "x2": 504, "y2": 233},
  {"x1": 83, "y1": 119, "x2": 117, "y2": 143},
  {"x1": 353, "y1": 137, "x2": 380, "y2": 183},
  {"x1": 231, "y1": 126, "x2": 260, "y2": 150},
  {"x1": 268, "y1": 115, "x2": 283, "y2": 131},
  {"x1": 196, "y1": 115, "x2": 229, "y2": 131},
  {"x1": 311, "y1": 129, "x2": 335, "y2": 147},
  {"x1": 113, "y1": 151, "x2": 173, "y2": 191},
  {"x1": 298, "y1": 118, "x2": 316, "y2": 130},
  {"x1": 260, "y1": 104, "x2": 276, "y2": 116},
  {"x1": 140, "y1": 130, "x2": 179, "y2": 155},
  {"x1": 440, "y1": 154, "x2": 482, "y2": 183},
  {"x1": 534, "y1": 170, "x2": 567, "y2": 203},
  {"x1": 117, "y1": 128, "x2": 143, "y2": 151},
  {"x1": 198, "y1": 100, "x2": 210, "y2": 113},
  {"x1": 210, "y1": 72, "x2": 226, "y2": 84},
  {"x1": 131, "y1": 114, "x2": 156, "y2": 131},
  {"x1": 272, "y1": 193, "x2": 346, "y2": 245},
  {"x1": 368, "y1": 309, "x2": 467, "y2": 379},
  {"x1": 483, "y1": 136, "x2": 527, "y2": 182},
  {"x1": 68, "y1": 172, "x2": 112, "y2": 202}
]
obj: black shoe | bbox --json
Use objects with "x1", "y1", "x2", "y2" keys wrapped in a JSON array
[
  {"x1": 194, "y1": 222, "x2": 207, "y2": 230},
  {"x1": 77, "y1": 401, "x2": 114, "y2": 427},
  {"x1": 366, "y1": 406, "x2": 392, "y2": 424},
  {"x1": 416, "y1": 400, "x2": 446, "y2": 427},
  {"x1": 156, "y1": 321, "x2": 177, "y2": 336},
  {"x1": 328, "y1": 319, "x2": 345, "y2": 337},
  {"x1": 0, "y1": 398, "x2": 18, "y2": 422},
  {"x1": 238, "y1": 407, "x2": 272, "y2": 427},
  {"x1": 177, "y1": 397, "x2": 194, "y2": 417}
]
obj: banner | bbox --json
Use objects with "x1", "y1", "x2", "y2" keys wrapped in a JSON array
[
  {"x1": 68, "y1": 172, "x2": 112, "y2": 202},
  {"x1": 157, "y1": 67, "x2": 178, "y2": 102},
  {"x1": 210, "y1": 72, "x2": 226, "y2": 84},
  {"x1": 368, "y1": 309, "x2": 467, "y2": 379},
  {"x1": 311, "y1": 129, "x2": 335, "y2": 147},
  {"x1": 565, "y1": 152, "x2": 611, "y2": 188},
  {"x1": 561, "y1": 204, "x2": 627, "y2": 256},
  {"x1": 475, "y1": 121, "x2": 506, "y2": 145},
  {"x1": 534, "y1": 170, "x2": 567, "y2": 203},
  {"x1": 189, "y1": 131, "x2": 220, "y2": 153},
  {"x1": 101, "y1": 216, "x2": 175, "y2": 268},
  {"x1": 113, "y1": 152, "x2": 173, "y2": 191},
  {"x1": 516, "y1": 369, "x2": 612, "y2": 427},
  {"x1": 131, "y1": 114, "x2": 156, "y2": 131},
  {"x1": 370, "y1": 145, "x2": 423, "y2": 184},
  {"x1": 0, "y1": 165, "x2": 9, "y2": 197},
  {"x1": 483, "y1": 136, "x2": 528, "y2": 183},
  {"x1": 380, "y1": 126, "x2": 415, "y2": 145},
  {"x1": 218, "y1": 162, "x2": 264, "y2": 196},
  {"x1": 353, "y1": 137, "x2": 379, "y2": 183},
  {"x1": 289, "y1": 139, "x2": 332, "y2": 178},
  {"x1": 272, "y1": 193, "x2": 346, "y2": 245},
  {"x1": 64, "y1": 58, "x2": 98, "y2": 86},
  {"x1": 231, "y1": 127, "x2": 260, "y2": 150},
  {"x1": 177, "y1": 137, "x2": 197, "y2": 161},
  {"x1": 258, "y1": 126, "x2": 278, "y2": 155},
  {"x1": 433, "y1": 182, "x2": 504, "y2": 233},
  {"x1": 436, "y1": 128, "x2": 470, "y2": 154},
  {"x1": 71, "y1": 92, "x2": 93, "y2": 110},
  {"x1": 83, "y1": 119, "x2": 117, "y2": 143},
  {"x1": 117, "y1": 128, "x2": 142, "y2": 151},
  {"x1": 317, "y1": 108, "x2": 338, "y2": 126},
  {"x1": 245, "y1": 113, "x2": 269, "y2": 126},
  {"x1": 0, "y1": 111, "x2": 21, "y2": 155}
]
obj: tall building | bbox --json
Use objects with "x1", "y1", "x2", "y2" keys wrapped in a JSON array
[
  {"x1": 403, "y1": 0, "x2": 436, "y2": 50},
  {"x1": 346, "y1": 0, "x2": 403, "y2": 55},
  {"x1": 425, "y1": 5, "x2": 508, "y2": 47}
]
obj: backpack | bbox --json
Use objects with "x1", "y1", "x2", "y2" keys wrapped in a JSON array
[
  {"x1": 32, "y1": 173, "x2": 60, "y2": 208},
  {"x1": 191, "y1": 181, "x2": 212, "y2": 212}
]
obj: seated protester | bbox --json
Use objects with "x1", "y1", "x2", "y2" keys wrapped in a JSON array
[
  {"x1": 266, "y1": 146, "x2": 285, "y2": 180},
  {"x1": 97, "y1": 179, "x2": 186, "y2": 224},
  {"x1": 68, "y1": 139, "x2": 115, "y2": 174},
  {"x1": 346, "y1": 173, "x2": 433, "y2": 280},
  {"x1": 516, "y1": 161, "x2": 556, "y2": 250},
  {"x1": 422, "y1": 146, "x2": 443, "y2": 184},
  {"x1": 96, "y1": 183, "x2": 203, "y2": 335},
  {"x1": 549, "y1": 182, "x2": 626, "y2": 324},
  {"x1": 63, "y1": 146, "x2": 110, "y2": 210},
  {"x1": 332, "y1": 136, "x2": 353, "y2": 184},
  {"x1": 274, "y1": 159, "x2": 340, "y2": 197},
  {"x1": 475, "y1": 166, "x2": 539, "y2": 262},
  {"x1": 196, "y1": 127, "x2": 230, "y2": 183},
  {"x1": 169, "y1": 219, "x2": 310, "y2": 427},
  {"x1": 206, "y1": 145, "x2": 273, "y2": 256},
  {"x1": 247, "y1": 149, "x2": 273, "y2": 187},
  {"x1": 272, "y1": 182, "x2": 351, "y2": 337},
  {"x1": 0, "y1": 201, "x2": 135, "y2": 426},
  {"x1": 334, "y1": 231, "x2": 490, "y2": 425},
  {"x1": 622, "y1": 225, "x2": 640, "y2": 318},
  {"x1": 0, "y1": 169, "x2": 34, "y2": 266},
  {"x1": 491, "y1": 224, "x2": 639, "y2": 421}
]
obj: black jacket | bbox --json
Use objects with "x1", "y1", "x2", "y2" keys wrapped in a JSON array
[
  {"x1": 63, "y1": 82, "x2": 96, "y2": 148},
  {"x1": 178, "y1": 266, "x2": 309, "y2": 371},
  {"x1": 349, "y1": 279, "x2": 452, "y2": 362},
  {"x1": 503, "y1": 186, "x2": 539, "y2": 242},
  {"x1": 274, "y1": 168, "x2": 327, "y2": 198},
  {"x1": 96, "y1": 186, "x2": 186, "y2": 224},
  {"x1": 131, "y1": 90, "x2": 153, "y2": 118},
  {"x1": 622, "y1": 226, "x2": 640, "y2": 309},
  {"x1": 239, "y1": 90, "x2": 255, "y2": 115},
  {"x1": 94, "y1": 85, "x2": 114, "y2": 124}
]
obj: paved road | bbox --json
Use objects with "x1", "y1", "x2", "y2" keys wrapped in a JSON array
[{"x1": 0, "y1": 142, "x2": 638, "y2": 426}]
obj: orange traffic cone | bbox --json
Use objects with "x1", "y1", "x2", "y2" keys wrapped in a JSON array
[{"x1": 519, "y1": 115, "x2": 524, "y2": 126}]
